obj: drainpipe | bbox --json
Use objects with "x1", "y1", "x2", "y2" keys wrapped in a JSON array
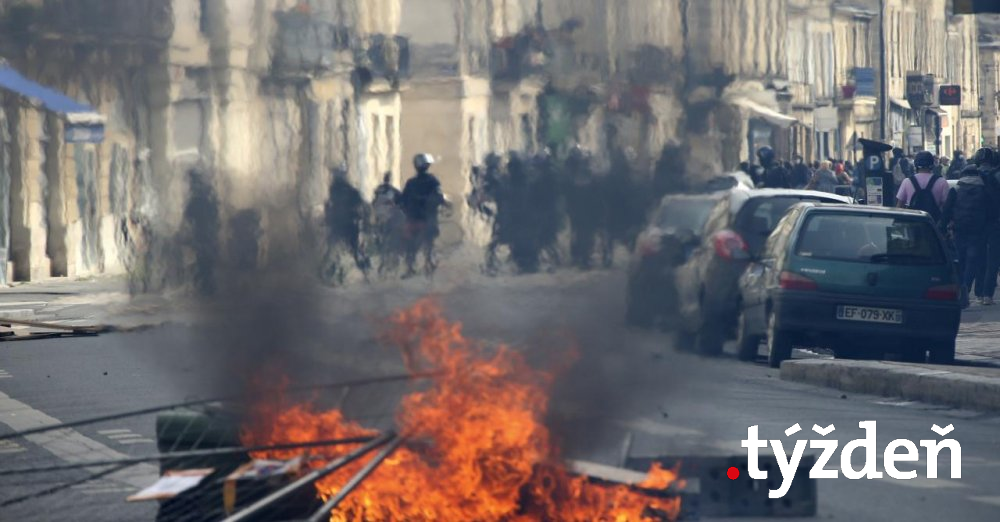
[{"x1": 879, "y1": 0, "x2": 887, "y2": 140}]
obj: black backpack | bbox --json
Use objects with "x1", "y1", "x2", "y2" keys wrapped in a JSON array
[{"x1": 907, "y1": 174, "x2": 942, "y2": 220}]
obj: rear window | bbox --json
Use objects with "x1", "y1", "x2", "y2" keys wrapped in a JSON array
[
  {"x1": 736, "y1": 196, "x2": 844, "y2": 255},
  {"x1": 794, "y1": 213, "x2": 945, "y2": 265},
  {"x1": 655, "y1": 199, "x2": 716, "y2": 234}
]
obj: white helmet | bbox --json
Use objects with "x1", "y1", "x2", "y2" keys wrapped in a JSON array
[{"x1": 413, "y1": 153, "x2": 435, "y2": 171}]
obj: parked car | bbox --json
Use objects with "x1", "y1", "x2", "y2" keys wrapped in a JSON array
[
  {"x1": 736, "y1": 204, "x2": 961, "y2": 367},
  {"x1": 626, "y1": 193, "x2": 723, "y2": 329},
  {"x1": 696, "y1": 172, "x2": 755, "y2": 193},
  {"x1": 674, "y1": 189, "x2": 854, "y2": 355}
]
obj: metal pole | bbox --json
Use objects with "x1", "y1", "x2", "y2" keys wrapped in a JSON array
[
  {"x1": 0, "y1": 373, "x2": 433, "y2": 442},
  {"x1": 0, "y1": 435, "x2": 377, "y2": 476},
  {"x1": 223, "y1": 432, "x2": 395, "y2": 522},
  {"x1": 306, "y1": 436, "x2": 406, "y2": 522}
]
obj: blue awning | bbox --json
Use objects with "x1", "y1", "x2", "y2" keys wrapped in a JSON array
[{"x1": 0, "y1": 65, "x2": 105, "y2": 126}]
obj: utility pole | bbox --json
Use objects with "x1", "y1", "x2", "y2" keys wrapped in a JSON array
[{"x1": 879, "y1": 0, "x2": 888, "y2": 140}]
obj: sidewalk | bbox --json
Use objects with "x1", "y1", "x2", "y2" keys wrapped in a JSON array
[
  {"x1": 780, "y1": 302, "x2": 1000, "y2": 413},
  {"x1": 0, "y1": 276, "x2": 180, "y2": 335}
]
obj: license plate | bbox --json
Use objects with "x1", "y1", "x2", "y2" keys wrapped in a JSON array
[{"x1": 836, "y1": 305, "x2": 902, "y2": 324}]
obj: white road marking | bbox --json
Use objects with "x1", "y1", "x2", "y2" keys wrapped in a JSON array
[
  {"x1": 97, "y1": 429, "x2": 132, "y2": 435},
  {"x1": 877, "y1": 476, "x2": 967, "y2": 490},
  {"x1": 0, "y1": 439, "x2": 25, "y2": 454},
  {"x1": 107, "y1": 433, "x2": 144, "y2": 439},
  {"x1": 613, "y1": 418, "x2": 705, "y2": 438},
  {"x1": 116, "y1": 438, "x2": 155, "y2": 445},
  {"x1": 0, "y1": 369, "x2": 11, "y2": 379},
  {"x1": 0, "y1": 302, "x2": 47, "y2": 307},
  {"x1": 968, "y1": 496, "x2": 1000, "y2": 507},
  {"x1": 71, "y1": 480, "x2": 136, "y2": 495},
  {"x1": 0, "y1": 389, "x2": 158, "y2": 489}
]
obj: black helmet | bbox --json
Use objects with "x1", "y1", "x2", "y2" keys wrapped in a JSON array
[
  {"x1": 961, "y1": 164, "x2": 981, "y2": 177},
  {"x1": 413, "y1": 153, "x2": 435, "y2": 171},
  {"x1": 757, "y1": 146, "x2": 775, "y2": 164},
  {"x1": 914, "y1": 151, "x2": 935, "y2": 170},
  {"x1": 974, "y1": 147, "x2": 998, "y2": 169},
  {"x1": 485, "y1": 153, "x2": 502, "y2": 168}
]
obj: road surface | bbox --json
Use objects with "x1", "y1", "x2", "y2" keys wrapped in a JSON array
[{"x1": 0, "y1": 271, "x2": 997, "y2": 521}]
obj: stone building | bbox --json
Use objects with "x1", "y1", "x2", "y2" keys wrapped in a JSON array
[
  {"x1": 945, "y1": 11, "x2": 981, "y2": 157},
  {"x1": 0, "y1": 0, "x2": 407, "y2": 285},
  {"x1": 980, "y1": 16, "x2": 1000, "y2": 149}
]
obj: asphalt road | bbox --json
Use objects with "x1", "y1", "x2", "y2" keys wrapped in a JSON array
[{"x1": 0, "y1": 270, "x2": 998, "y2": 521}]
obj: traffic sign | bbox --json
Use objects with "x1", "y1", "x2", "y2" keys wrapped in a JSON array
[{"x1": 939, "y1": 85, "x2": 961, "y2": 106}]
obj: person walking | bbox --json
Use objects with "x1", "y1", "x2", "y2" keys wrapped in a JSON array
[
  {"x1": 805, "y1": 161, "x2": 838, "y2": 193},
  {"x1": 400, "y1": 153, "x2": 449, "y2": 277},
  {"x1": 896, "y1": 151, "x2": 948, "y2": 221},
  {"x1": 790, "y1": 155, "x2": 812, "y2": 189},
  {"x1": 940, "y1": 165, "x2": 990, "y2": 308},
  {"x1": 975, "y1": 147, "x2": 1000, "y2": 305}
]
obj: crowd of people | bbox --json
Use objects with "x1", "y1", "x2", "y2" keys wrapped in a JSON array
[
  {"x1": 321, "y1": 153, "x2": 450, "y2": 284},
  {"x1": 739, "y1": 146, "x2": 974, "y2": 198},
  {"x1": 917, "y1": 147, "x2": 1000, "y2": 308},
  {"x1": 468, "y1": 146, "x2": 662, "y2": 274}
]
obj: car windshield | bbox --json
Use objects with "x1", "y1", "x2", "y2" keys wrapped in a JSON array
[
  {"x1": 736, "y1": 196, "x2": 845, "y2": 255},
  {"x1": 795, "y1": 213, "x2": 946, "y2": 265},
  {"x1": 655, "y1": 198, "x2": 716, "y2": 234}
]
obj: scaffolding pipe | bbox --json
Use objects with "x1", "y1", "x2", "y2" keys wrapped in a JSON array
[
  {"x1": 223, "y1": 432, "x2": 395, "y2": 522},
  {"x1": 0, "y1": 435, "x2": 376, "y2": 476},
  {"x1": 306, "y1": 436, "x2": 406, "y2": 522}
]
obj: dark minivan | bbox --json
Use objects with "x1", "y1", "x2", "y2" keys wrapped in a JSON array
[{"x1": 737, "y1": 204, "x2": 961, "y2": 367}]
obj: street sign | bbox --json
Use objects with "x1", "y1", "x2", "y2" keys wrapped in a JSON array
[
  {"x1": 906, "y1": 73, "x2": 934, "y2": 107},
  {"x1": 939, "y1": 85, "x2": 961, "y2": 106},
  {"x1": 954, "y1": 0, "x2": 1000, "y2": 14}
]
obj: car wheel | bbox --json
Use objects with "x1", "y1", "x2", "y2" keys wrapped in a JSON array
[
  {"x1": 899, "y1": 349, "x2": 927, "y2": 363},
  {"x1": 625, "y1": 283, "x2": 655, "y2": 329},
  {"x1": 929, "y1": 340, "x2": 956, "y2": 365},
  {"x1": 696, "y1": 326, "x2": 725, "y2": 357},
  {"x1": 766, "y1": 312, "x2": 793, "y2": 369},
  {"x1": 736, "y1": 309, "x2": 762, "y2": 362},
  {"x1": 675, "y1": 330, "x2": 696, "y2": 353}
]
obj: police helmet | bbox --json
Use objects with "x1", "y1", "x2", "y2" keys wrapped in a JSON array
[
  {"x1": 975, "y1": 147, "x2": 998, "y2": 169},
  {"x1": 913, "y1": 151, "x2": 935, "y2": 170},
  {"x1": 413, "y1": 153, "x2": 435, "y2": 171},
  {"x1": 756, "y1": 146, "x2": 775, "y2": 164}
]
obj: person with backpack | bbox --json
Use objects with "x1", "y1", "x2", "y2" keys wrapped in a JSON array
[
  {"x1": 975, "y1": 147, "x2": 1000, "y2": 305},
  {"x1": 896, "y1": 151, "x2": 948, "y2": 221},
  {"x1": 940, "y1": 164, "x2": 990, "y2": 307}
]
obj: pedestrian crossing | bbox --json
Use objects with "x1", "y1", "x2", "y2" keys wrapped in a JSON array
[
  {"x1": 97, "y1": 428, "x2": 155, "y2": 446},
  {"x1": 0, "y1": 439, "x2": 25, "y2": 454},
  {"x1": 70, "y1": 479, "x2": 136, "y2": 496},
  {"x1": 0, "y1": 368, "x2": 11, "y2": 379}
]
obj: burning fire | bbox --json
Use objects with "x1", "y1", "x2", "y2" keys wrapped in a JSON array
[{"x1": 244, "y1": 298, "x2": 681, "y2": 521}]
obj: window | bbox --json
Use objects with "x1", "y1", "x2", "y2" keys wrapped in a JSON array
[
  {"x1": 655, "y1": 198, "x2": 717, "y2": 235},
  {"x1": 736, "y1": 196, "x2": 847, "y2": 256},
  {"x1": 199, "y1": 0, "x2": 210, "y2": 36},
  {"x1": 385, "y1": 115, "x2": 395, "y2": 178},
  {"x1": 795, "y1": 213, "x2": 945, "y2": 265}
]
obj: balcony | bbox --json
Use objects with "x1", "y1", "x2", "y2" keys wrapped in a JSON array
[
  {"x1": 490, "y1": 27, "x2": 551, "y2": 86},
  {"x1": 354, "y1": 34, "x2": 410, "y2": 90},
  {"x1": 3, "y1": 0, "x2": 173, "y2": 43},
  {"x1": 273, "y1": 10, "x2": 353, "y2": 77},
  {"x1": 626, "y1": 44, "x2": 683, "y2": 87}
]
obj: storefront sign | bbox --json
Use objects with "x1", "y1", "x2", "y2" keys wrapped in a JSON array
[{"x1": 65, "y1": 124, "x2": 105, "y2": 144}]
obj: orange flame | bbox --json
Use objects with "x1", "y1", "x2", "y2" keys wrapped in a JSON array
[{"x1": 244, "y1": 298, "x2": 681, "y2": 521}]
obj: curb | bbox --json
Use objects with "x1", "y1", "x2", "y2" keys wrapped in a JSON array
[{"x1": 780, "y1": 359, "x2": 1000, "y2": 413}]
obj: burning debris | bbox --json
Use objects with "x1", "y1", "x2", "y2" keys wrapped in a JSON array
[{"x1": 242, "y1": 298, "x2": 682, "y2": 521}]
